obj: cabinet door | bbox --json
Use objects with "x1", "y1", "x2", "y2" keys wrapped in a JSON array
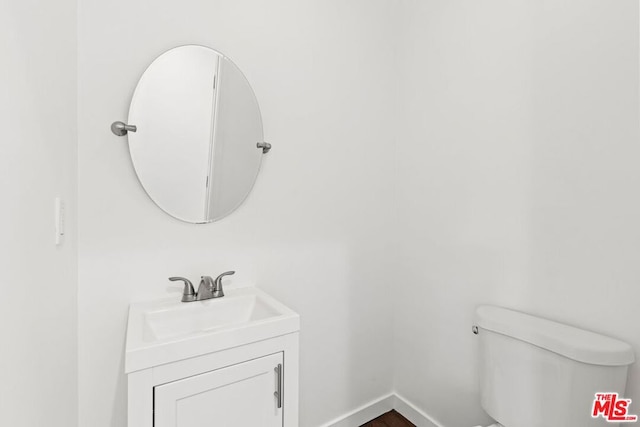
[{"x1": 154, "y1": 352, "x2": 283, "y2": 427}]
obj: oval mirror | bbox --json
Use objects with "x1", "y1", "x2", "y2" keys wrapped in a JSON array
[{"x1": 126, "y1": 45, "x2": 267, "y2": 223}]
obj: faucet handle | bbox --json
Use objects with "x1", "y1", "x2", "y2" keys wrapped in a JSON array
[
  {"x1": 213, "y1": 271, "x2": 235, "y2": 298},
  {"x1": 216, "y1": 271, "x2": 235, "y2": 281},
  {"x1": 169, "y1": 277, "x2": 196, "y2": 302}
]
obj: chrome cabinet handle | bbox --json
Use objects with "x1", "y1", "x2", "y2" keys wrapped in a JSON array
[{"x1": 274, "y1": 363, "x2": 282, "y2": 409}]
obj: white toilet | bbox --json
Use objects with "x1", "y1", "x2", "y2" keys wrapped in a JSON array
[{"x1": 473, "y1": 305, "x2": 635, "y2": 427}]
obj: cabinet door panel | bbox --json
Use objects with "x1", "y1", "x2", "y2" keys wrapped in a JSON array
[{"x1": 155, "y1": 353, "x2": 283, "y2": 427}]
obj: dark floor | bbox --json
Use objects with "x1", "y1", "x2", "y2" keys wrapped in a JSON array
[{"x1": 360, "y1": 410, "x2": 415, "y2": 427}]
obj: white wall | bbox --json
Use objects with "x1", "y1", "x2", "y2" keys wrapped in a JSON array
[
  {"x1": 77, "y1": 1, "x2": 398, "y2": 426},
  {"x1": 0, "y1": 1, "x2": 77, "y2": 426},
  {"x1": 395, "y1": 1, "x2": 640, "y2": 425},
  {"x1": 75, "y1": 1, "x2": 640, "y2": 426}
]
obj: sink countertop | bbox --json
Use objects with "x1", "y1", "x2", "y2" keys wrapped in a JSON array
[{"x1": 125, "y1": 286, "x2": 300, "y2": 373}]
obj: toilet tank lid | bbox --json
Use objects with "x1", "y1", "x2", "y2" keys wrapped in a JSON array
[{"x1": 475, "y1": 305, "x2": 635, "y2": 366}]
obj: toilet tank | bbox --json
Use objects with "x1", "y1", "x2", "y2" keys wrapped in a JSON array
[{"x1": 475, "y1": 306, "x2": 635, "y2": 427}]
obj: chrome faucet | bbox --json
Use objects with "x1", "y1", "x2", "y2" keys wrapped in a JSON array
[
  {"x1": 169, "y1": 277, "x2": 196, "y2": 302},
  {"x1": 169, "y1": 271, "x2": 235, "y2": 302}
]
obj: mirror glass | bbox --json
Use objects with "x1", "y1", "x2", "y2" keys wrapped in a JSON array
[{"x1": 127, "y1": 45, "x2": 265, "y2": 223}]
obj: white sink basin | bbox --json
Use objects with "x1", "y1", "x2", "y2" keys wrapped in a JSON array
[
  {"x1": 144, "y1": 292, "x2": 283, "y2": 341},
  {"x1": 125, "y1": 287, "x2": 299, "y2": 373}
]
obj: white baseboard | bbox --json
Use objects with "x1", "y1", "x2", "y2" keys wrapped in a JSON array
[
  {"x1": 319, "y1": 394, "x2": 395, "y2": 427},
  {"x1": 393, "y1": 394, "x2": 444, "y2": 427},
  {"x1": 322, "y1": 392, "x2": 445, "y2": 427}
]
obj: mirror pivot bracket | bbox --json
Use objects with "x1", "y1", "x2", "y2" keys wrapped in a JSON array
[
  {"x1": 257, "y1": 142, "x2": 271, "y2": 154},
  {"x1": 111, "y1": 121, "x2": 138, "y2": 136}
]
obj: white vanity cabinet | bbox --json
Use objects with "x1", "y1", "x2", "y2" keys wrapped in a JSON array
[
  {"x1": 125, "y1": 287, "x2": 300, "y2": 427},
  {"x1": 155, "y1": 352, "x2": 284, "y2": 427}
]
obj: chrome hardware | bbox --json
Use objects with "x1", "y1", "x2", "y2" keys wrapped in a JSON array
[
  {"x1": 472, "y1": 325, "x2": 479, "y2": 335},
  {"x1": 274, "y1": 363, "x2": 282, "y2": 409},
  {"x1": 111, "y1": 121, "x2": 137, "y2": 136},
  {"x1": 212, "y1": 271, "x2": 235, "y2": 298},
  {"x1": 196, "y1": 276, "x2": 216, "y2": 301},
  {"x1": 169, "y1": 277, "x2": 196, "y2": 302},
  {"x1": 257, "y1": 142, "x2": 271, "y2": 153},
  {"x1": 171, "y1": 271, "x2": 235, "y2": 302}
]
